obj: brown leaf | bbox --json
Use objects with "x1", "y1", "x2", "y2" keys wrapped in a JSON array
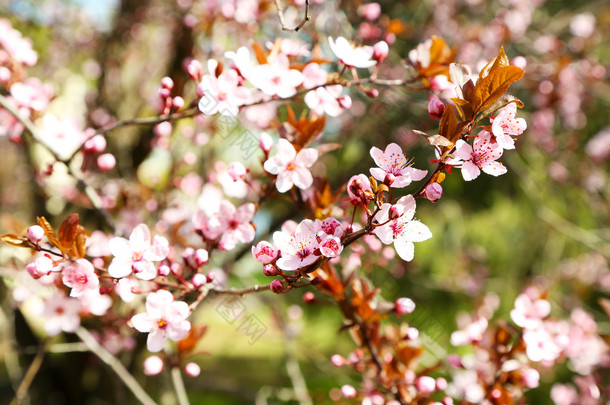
[
  {"x1": 479, "y1": 46, "x2": 510, "y2": 79},
  {"x1": 427, "y1": 134, "x2": 453, "y2": 147},
  {"x1": 472, "y1": 66, "x2": 524, "y2": 114},
  {"x1": 58, "y1": 214, "x2": 80, "y2": 250},
  {"x1": 1, "y1": 234, "x2": 30, "y2": 248},
  {"x1": 251, "y1": 42, "x2": 268, "y2": 65},
  {"x1": 178, "y1": 325, "x2": 208, "y2": 354},
  {"x1": 37, "y1": 216, "x2": 61, "y2": 250},
  {"x1": 439, "y1": 105, "x2": 458, "y2": 141},
  {"x1": 451, "y1": 98, "x2": 473, "y2": 121}
]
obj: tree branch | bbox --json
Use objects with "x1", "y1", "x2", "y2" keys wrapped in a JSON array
[{"x1": 274, "y1": 0, "x2": 311, "y2": 32}]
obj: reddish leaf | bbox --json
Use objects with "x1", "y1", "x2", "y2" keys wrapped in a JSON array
[
  {"x1": 251, "y1": 42, "x2": 268, "y2": 65},
  {"x1": 37, "y1": 216, "x2": 61, "y2": 250},
  {"x1": 472, "y1": 66, "x2": 524, "y2": 114},
  {"x1": 58, "y1": 213, "x2": 80, "y2": 250}
]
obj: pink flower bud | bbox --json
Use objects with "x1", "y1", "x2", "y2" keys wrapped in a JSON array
[
  {"x1": 338, "y1": 95, "x2": 352, "y2": 109},
  {"x1": 405, "y1": 327, "x2": 419, "y2": 340},
  {"x1": 196, "y1": 83, "x2": 205, "y2": 98},
  {"x1": 27, "y1": 225, "x2": 45, "y2": 243},
  {"x1": 365, "y1": 88, "x2": 379, "y2": 98},
  {"x1": 384, "y1": 172, "x2": 396, "y2": 186},
  {"x1": 205, "y1": 272, "x2": 216, "y2": 283},
  {"x1": 186, "y1": 60, "x2": 203, "y2": 81},
  {"x1": 373, "y1": 41, "x2": 389, "y2": 63},
  {"x1": 26, "y1": 256, "x2": 54, "y2": 279},
  {"x1": 159, "y1": 88, "x2": 171, "y2": 98},
  {"x1": 172, "y1": 96, "x2": 185, "y2": 109},
  {"x1": 522, "y1": 368, "x2": 540, "y2": 388},
  {"x1": 192, "y1": 273, "x2": 207, "y2": 287},
  {"x1": 395, "y1": 297, "x2": 415, "y2": 315},
  {"x1": 429, "y1": 75, "x2": 450, "y2": 92},
  {"x1": 389, "y1": 204, "x2": 405, "y2": 220},
  {"x1": 154, "y1": 121, "x2": 173, "y2": 137},
  {"x1": 436, "y1": 377, "x2": 448, "y2": 391},
  {"x1": 330, "y1": 354, "x2": 345, "y2": 367},
  {"x1": 415, "y1": 376, "x2": 436, "y2": 394},
  {"x1": 161, "y1": 76, "x2": 174, "y2": 90},
  {"x1": 228, "y1": 162, "x2": 247, "y2": 181},
  {"x1": 259, "y1": 132, "x2": 273, "y2": 154},
  {"x1": 97, "y1": 153, "x2": 116, "y2": 172},
  {"x1": 443, "y1": 397, "x2": 455, "y2": 405},
  {"x1": 423, "y1": 183, "x2": 443, "y2": 203},
  {"x1": 194, "y1": 248, "x2": 209, "y2": 266},
  {"x1": 143, "y1": 355, "x2": 164, "y2": 376},
  {"x1": 252, "y1": 241, "x2": 277, "y2": 264},
  {"x1": 184, "y1": 362, "x2": 201, "y2": 377},
  {"x1": 447, "y1": 354, "x2": 463, "y2": 368},
  {"x1": 158, "y1": 264, "x2": 170, "y2": 276},
  {"x1": 359, "y1": 3, "x2": 381, "y2": 20},
  {"x1": 84, "y1": 135, "x2": 107, "y2": 153},
  {"x1": 263, "y1": 264, "x2": 279, "y2": 276},
  {"x1": 270, "y1": 279, "x2": 284, "y2": 293},
  {"x1": 428, "y1": 97, "x2": 445, "y2": 120},
  {"x1": 303, "y1": 291, "x2": 315, "y2": 304},
  {"x1": 341, "y1": 385, "x2": 357, "y2": 398}
]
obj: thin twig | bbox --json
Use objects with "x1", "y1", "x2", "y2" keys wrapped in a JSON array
[
  {"x1": 10, "y1": 339, "x2": 49, "y2": 405},
  {"x1": 274, "y1": 0, "x2": 310, "y2": 32},
  {"x1": 209, "y1": 284, "x2": 272, "y2": 296},
  {"x1": 76, "y1": 327, "x2": 158, "y2": 405},
  {"x1": 171, "y1": 366, "x2": 190, "y2": 405}
]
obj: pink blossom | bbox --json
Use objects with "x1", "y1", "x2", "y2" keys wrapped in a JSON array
[
  {"x1": 490, "y1": 103, "x2": 527, "y2": 150},
  {"x1": 131, "y1": 290, "x2": 191, "y2": 352},
  {"x1": 304, "y1": 85, "x2": 351, "y2": 117},
  {"x1": 97, "y1": 153, "x2": 116, "y2": 172},
  {"x1": 39, "y1": 114, "x2": 88, "y2": 159},
  {"x1": 523, "y1": 324, "x2": 564, "y2": 362},
  {"x1": 194, "y1": 200, "x2": 255, "y2": 250},
  {"x1": 249, "y1": 55, "x2": 303, "y2": 98},
  {"x1": 359, "y1": 3, "x2": 381, "y2": 20},
  {"x1": 62, "y1": 259, "x2": 99, "y2": 297},
  {"x1": 273, "y1": 219, "x2": 319, "y2": 271},
  {"x1": 264, "y1": 139, "x2": 318, "y2": 192},
  {"x1": 108, "y1": 224, "x2": 170, "y2": 280},
  {"x1": 79, "y1": 289, "x2": 112, "y2": 316},
  {"x1": 396, "y1": 297, "x2": 416, "y2": 315},
  {"x1": 197, "y1": 68, "x2": 251, "y2": 116},
  {"x1": 550, "y1": 384, "x2": 579, "y2": 405},
  {"x1": 510, "y1": 293, "x2": 551, "y2": 329},
  {"x1": 449, "y1": 132, "x2": 507, "y2": 181},
  {"x1": 27, "y1": 225, "x2": 45, "y2": 243},
  {"x1": 370, "y1": 143, "x2": 427, "y2": 188},
  {"x1": 373, "y1": 195, "x2": 432, "y2": 261},
  {"x1": 319, "y1": 235, "x2": 343, "y2": 258},
  {"x1": 329, "y1": 37, "x2": 376, "y2": 68},
  {"x1": 450, "y1": 317, "x2": 488, "y2": 346},
  {"x1": 252, "y1": 241, "x2": 278, "y2": 264},
  {"x1": 0, "y1": 19, "x2": 38, "y2": 66},
  {"x1": 301, "y1": 63, "x2": 328, "y2": 89},
  {"x1": 416, "y1": 376, "x2": 436, "y2": 394},
  {"x1": 372, "y1": 41, "x2": 389, "y2": 63},
  {"x1": 41, "y1": 292, "x2": 81, "y2": 336},
  {"x1": 184, "y1": 362, "x2": 201, "y2": 377},
  {"x1": 10, "y1": 78, "x2": 53, "y2": 111},
  {"x1": 423, "y1": 182, "x2": 443, "y2": 202}
]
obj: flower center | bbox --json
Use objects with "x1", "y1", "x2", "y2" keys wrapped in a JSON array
[{"x1": 157, "y1": 318, "x2": 168, "y2": 330}]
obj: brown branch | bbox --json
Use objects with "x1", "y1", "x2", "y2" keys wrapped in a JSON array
[
  {"x1": 274, "y1": 0, "x2": 311, "y2": 32},
  {"x1": 9, "y1": 340, "x2": 49, "y2": 405}
]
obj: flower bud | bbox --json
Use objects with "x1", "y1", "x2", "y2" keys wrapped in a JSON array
[
  {"x1": 172, "y1": 96, "x2": 185, "y2": 109},
  {"x1": 320, "y1": 235, "x2": 343, "y2": 258},
  {"x1": 303, "y1": 291, "x2": 316, "y2": 304},
  {"x1": 384, "y1": 173, "x2": 395, "y2": 186},
  {"x1": 365, "y1": 88, "x2": 379, "y2": 98},
  {"x1": 161, "y1": 76, "x2": 174, "y2": 90},
  {"x1": 192, "y1": 273, "x2": 207, "y2": 287},
  {"x1": 330, "y1": 354, "x2": 345, "y2": 366},
  {"x1": 154, "y1": 121, "x2": 173, "y2": 137},
  {"x1": 423, "y1": 183, "x2": 443, "y2": 203},
  {"x1": 388, "y1": 204, "x2": 404, "y2": 220},
  {"x1": 415, "y1": 376, "x2": 436, "y2": 394},
  {"x1": 405, "y1": 327, "x2": 419, "y2": 340},
  {"x1": 395, "y1": 297, "x2": 415, "y2": 315},
  {"x1": 341, "y1": 385, "x2": 357, "y2": 398},
  {"x1": 337, "y1": 95, "x2": 352, "y2": 109},
  {"x1": 359, "y1": 3, "x2": 381, "y2": 20},
  {"x1": 428, "y1": 97, "x2": 445, "y2": 120},
  {"x1": 373, "y1": 41, "x2": 389, "y2": 63},
  {"x1": 158, "y1": 264, "x2": 170, "y2": 276},
  {"x1": 84, "y1": 135, "x2": 106, "y2": 153},
  {"x1": 27, "y1": 225, "x2": 45, "y2": 243},
  {"x1": 228, "y1": 162, "x2": 247, "y2": 181},
  {"x1": 270, "y1": 279, "x2": 284, "y2": 293},
  {"x1": 26, "y1": 256, "x2": 53, "y2": 279},
  {"x1": 184, "y1": 362, "x2": 201, "y2": 377},
  {"x1": 263, "y1": 264, "x2": 279, "y2": 276},
  {"x1": 143, "y1": 355, "x2": 164, "y2": 376},
  {"x1": 97, "y1": 153, "x2": 116, "y2": 172},
  {"x1": 259, "y1": 132, "x2": 273, "y2": 154},
  {"x1": 194, "y1": 248, "x2": 209, "y2": 266},
  {"x1": 436, "y1": 377, "x2": 448, "y2": 391},
  {"x1": 186, "y1": 60, "x2": 203, "y2": 81}
]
